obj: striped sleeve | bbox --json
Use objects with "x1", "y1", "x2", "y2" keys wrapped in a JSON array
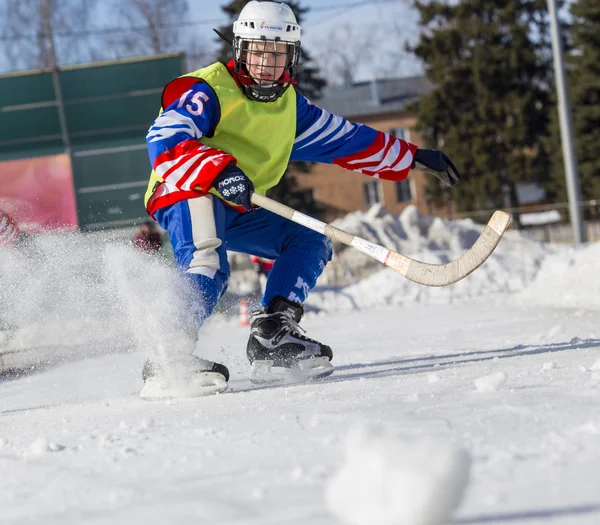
[
  {"x1": 290, "y1": 91, "x2": 418, "y2": 181},
  {"x1": 146, "y1": 80, "x2": 235, "y2": 192}
]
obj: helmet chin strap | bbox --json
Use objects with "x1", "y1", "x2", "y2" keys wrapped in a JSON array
[{"x1": 247, "y1": 84, "x2": 281, "y2": 102}]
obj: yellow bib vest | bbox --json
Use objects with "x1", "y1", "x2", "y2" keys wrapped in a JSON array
[{"x1": 145, "y1": 62, "x2": 297, "y2": 209}]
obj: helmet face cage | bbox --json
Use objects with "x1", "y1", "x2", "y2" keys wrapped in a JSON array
[{"x1": 233, "y1": 36, "x2": 301, "y2": 102}]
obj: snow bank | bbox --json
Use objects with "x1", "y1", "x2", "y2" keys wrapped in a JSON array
[
  {"x1": 516, "y1": 242, "x2": 600, "y2": 311},
  {"x1": 325, "y1": 425, "x2": 471, "y2": 525},
  {"x1": 331, "y1": 204, "x2": 482, "y2": 255},
  {"x1": 309, "y1": 205, "x2": 549, "y2": 312}
]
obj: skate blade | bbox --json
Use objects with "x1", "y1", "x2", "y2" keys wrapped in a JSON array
[
  {"x1": 140, "y1": 371, "x2": 228, "y2": 400},
  {"x1": 250, "y1": 357, "x2": 334, "y2": 385}
]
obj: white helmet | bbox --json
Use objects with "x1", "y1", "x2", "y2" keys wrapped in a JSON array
[
  {"x1": 233, "y1": 1, "x2": 301, "y2": 43},
  {"x1": 232, "y1": 1, "x2": 302, "y2": 102}
]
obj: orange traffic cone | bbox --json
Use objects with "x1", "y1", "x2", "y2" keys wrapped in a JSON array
[{"x1": 239, "y1": 299, "x2": 251, "y2": 327}]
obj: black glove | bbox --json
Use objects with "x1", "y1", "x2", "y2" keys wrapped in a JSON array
[
  {"x1": 412, "y1": 149, "x2": 461, "y2": 187},
  {"x1": 211, "y1": 163, "x2": 255, "y2": 211}
]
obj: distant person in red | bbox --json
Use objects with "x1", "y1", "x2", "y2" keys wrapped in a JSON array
[
  {"x1": 249, "y1": 255, "x2": 274, "y2": 278},
  {"x1": 0, "y1": 210, "x2": 20, "y2": 337},
  {"x1": 0, "y1": 209, "x2": 20, "y2": 247},
  {"x1": 134, "y1": 221, "x2": 163, "y2": 254}
]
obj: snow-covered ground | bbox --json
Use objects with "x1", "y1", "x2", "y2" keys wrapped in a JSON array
[
  {"x1": 1, "y1": 206, "x2": 600, "y2": 524},
  {"x1": 2, "y1": 302, "x2": 600, "y2": 525}
]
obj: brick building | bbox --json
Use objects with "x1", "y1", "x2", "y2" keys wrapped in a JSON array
[{"x1": 291, "y1": 75, "x2": 450, "y2": 221}]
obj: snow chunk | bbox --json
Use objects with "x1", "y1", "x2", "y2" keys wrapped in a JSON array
[
  {"x1": 428, "y1": 373, "x2": 440, "y2": 383},
  {"x1": 590, "y1": 358, "x2": 600, "y2": 372},
  {"x1": 290, "y1": 466, "x2": 305, "y2": 480},
  {"x1": 542, "y1": 362, "x2": 557, "y2": 371},
  {"x1": 28, "y1": 437, "x2": 65, "y2": 455},
  {"x1": 325, "y1": 425, "x2": 470, "y2": 525},
  {"x1": 474, "y1": 371, "x2": 507, "y2": 392},
  {"x1": 139, "y1": 417, "x2": 155, "y2": 429}
]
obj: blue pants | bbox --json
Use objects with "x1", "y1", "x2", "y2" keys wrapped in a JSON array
[{"x1": 154, "y1": 195, "x2": 332, "y2": 326}]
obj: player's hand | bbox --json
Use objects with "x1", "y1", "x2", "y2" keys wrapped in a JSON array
[
  {"x1": 412, "y1": 149, "x2": 461, "y2": 187},
  {"x1": 211, "y1": 163, "x2": 255, "y2": 211}
]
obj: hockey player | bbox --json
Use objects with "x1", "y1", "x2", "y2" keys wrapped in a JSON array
[{"x1": 142, "y1": 0, "x2": 460, "y2": 396}]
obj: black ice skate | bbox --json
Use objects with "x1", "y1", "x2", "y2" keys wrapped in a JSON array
[
  {"x1": 140, "y1": 356, "x2": 229, "y2": 400},
  {"x1": 246, "y1": 297, "x2": 333, "y2": 384}
]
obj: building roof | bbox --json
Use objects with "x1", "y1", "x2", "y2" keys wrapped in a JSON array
[{"x1": 314, "y1": 75, "x2": 434, "y2": 119}]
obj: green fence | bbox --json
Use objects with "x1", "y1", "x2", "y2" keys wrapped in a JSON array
[{"x1": 0, "y1": 53, "x2": 184, "y2": 229}]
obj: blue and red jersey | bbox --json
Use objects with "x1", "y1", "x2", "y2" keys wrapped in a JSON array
[{"x1": 145, "y1": 60, "x2": 418, "y2": 215}]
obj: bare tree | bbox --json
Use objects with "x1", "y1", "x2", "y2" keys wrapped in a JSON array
[
  {"x1": 0, "y1": 0, "x2": 95, "y2": 71},
  {"x1": 310, "y1": 4, "x2": 419, "y2": 85},
  {"x1": 313, "y1": 22, "x2": 378, "y2": 86},
  {"x1": 105, "y1": 0, "x2": 190, "y2": 58},
  {"x1": 185, "y1": 38, "x2": 216, "y2": 72},
  {"x1": 374, "y1": 9, "x2": 422, "y2": 79}
]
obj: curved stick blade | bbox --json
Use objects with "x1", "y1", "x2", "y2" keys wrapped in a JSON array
[{"x1": 386, "y1": 211, "x2": 511, "y2": 287}]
